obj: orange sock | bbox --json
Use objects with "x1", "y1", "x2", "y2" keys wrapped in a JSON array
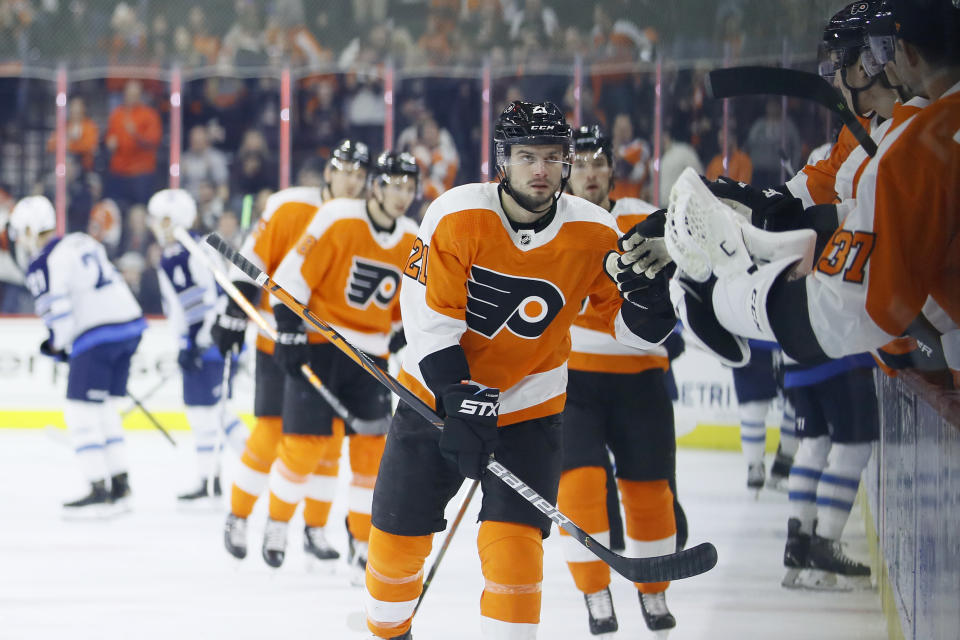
[
  {"x1": 347, "y1": 434, "x2": 386, "y2": 542},
  {"x1": 365, "y1": 526, "x2": 434, "y2": 638},
  {"x1": 478, "y1": 521, "x2": 543, "y2": 629},
  {"x1": 268, "y1": 434, "x2": 328, "y2": 522},
  {"x1": 231, "y1": 416, "x2": 282, "y2": 518},
  {"x1": 619, "y1": 478, "x2": 676, "y2": 593},
  {"x1": 303, "y1": 419, "x2": 346, "y2": 527},
  {"x1": 557, "y1": 466, "x2": 610, "y2": 594}
]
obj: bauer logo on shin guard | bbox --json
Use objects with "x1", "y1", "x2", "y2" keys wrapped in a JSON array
[
  {"x1": 486, "y1": 461, "x2": 570, "y2": 528},
  {"x1": 466, "y1": 266, "x2": 565, "y2": 339}
]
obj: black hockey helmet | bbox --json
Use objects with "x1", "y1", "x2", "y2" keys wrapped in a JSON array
[
  {"x1": 329, "y1": 138, "x2": 371, "y2": 171},
  {"x1": 872, "y1": 0, "x2": 960, "y2": 63},
  {"x1": 573, "y1": 124, "x2": 614, "y2": 166},
  {"x1": 371, "y1": 150, "x2": 420, "y2": 194},
  {"x1": 818, "y1": 1, "x2": 883, "y2": 78}
]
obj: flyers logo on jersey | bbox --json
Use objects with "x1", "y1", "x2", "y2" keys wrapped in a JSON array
[
  {"x1": 466, "y1": 265, "x2": 565, "y2": 339},
  {"x1": 345, "y1": 258, "x2": 401, "y2": 309}
]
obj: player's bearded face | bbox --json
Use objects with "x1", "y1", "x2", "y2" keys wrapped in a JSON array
[
  {"x1": 569, "y1": 151, "x2": 612, "y2": 206},
  {"x1": 378, "y1": 175, "x2": 417, "y2": 218},
  {"x1": 507, "y1": 144, "x2": 567, "y2": 212},
  {"x1": 327, "y1": 164, "x2": 368, "y2": 199}
]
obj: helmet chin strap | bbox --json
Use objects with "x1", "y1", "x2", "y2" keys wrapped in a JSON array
[{"x1": 841, "y1": 65, "x2": 882, "y2": 118}]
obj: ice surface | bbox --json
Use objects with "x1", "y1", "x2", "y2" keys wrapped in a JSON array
[{"x1": 0, "y1": 430, "x2": 887, "y2": 639}]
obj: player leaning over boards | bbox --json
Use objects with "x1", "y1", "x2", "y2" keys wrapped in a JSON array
[
  {"x1": 146, "y1": 189, "x2": 249, "y2": 503},
  {"x1": 12, "y1": 195, "x2": 145, "y2": 517},
  {"x1": 363, "y1": 102, "x2": 676, "y2": 640},
  {"x1": 216, "y1": 139, "x2": 373, "y2": 563},
  {"x1": 559, "y1": 124, "x2": 679, "y2": 636},
  {"x1": 261, "y1": 151, "x2": 419, "y2": 578},
  {"x1": 664, "y1": 0, "x2": 960, "y2": 587}
]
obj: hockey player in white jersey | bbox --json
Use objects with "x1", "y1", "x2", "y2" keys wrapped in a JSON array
[
  {"x1": 147, "y1": 189, "x2": 249, "y2": 502},
  {"x1": 12, "y1": 195, "x2": 146, "y2": 516}
]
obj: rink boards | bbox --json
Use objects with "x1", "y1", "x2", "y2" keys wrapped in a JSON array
[{"x1": 0, "y1": 316, "x2": 783, "y2": 451}]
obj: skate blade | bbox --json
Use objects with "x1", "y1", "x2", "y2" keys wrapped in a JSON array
[
  {"x1": 61, "y1": 502, "x2": 123, "y2": 521},
  {"x1": 304, "y1": 555, "x2": 338, "y2": 574},
  {"x1": 780, "y1": 568, "x2": 804, "y2": 589},
  {"x1": 766, "y1": 477, "x2": 789, "y2": 493},
  {"x1": 651, "y1": 630, "x2": 672, "y2": 640},
  {"x1": 176, "y1": 496, "x2": 222, "y2": 511},
  {"x1": 798, "y1": 569, "x2": 873, "y2": 592}
]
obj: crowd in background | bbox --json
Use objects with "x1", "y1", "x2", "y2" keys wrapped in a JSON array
[{"x1": 0, "y1": 0, "x2": 839, "y2": 315}]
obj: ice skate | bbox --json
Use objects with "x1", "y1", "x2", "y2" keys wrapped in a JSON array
[
  {"x1": 781, "y1": 518, "x2": 810, "y2": 589},
  {"x1": 109, "y1": 472, "x2": 132, "y2": 512},
  {"x1": 766, "y1": 446, "x2": 793, "y2": 492},
  {"x1": 177, "y1": 476, "x2": 222, "y2": 505},
  {"x1": 803, "y1": 534, "x2": 872, "y2": 591},
  {"x1": 639, "y1": 590, "x2": 676, "y2": 635},
  {"x1": 346, "y1": 518, "x2": 368, "y2": 587},
  {"x1": 583, "y1": 586, "x2": 618, "y2": 636},
  {"x1": 747, "y1": 462, "x2": 765, "y2": 496},
  {"x1": 224, "y1": 513, "x2": 248, "y2": 560},
  {"x1": 62, "y1": 480, "x2": 116, "y2": 519},
  {"x1": 366, "y1": 632, "x2": 411, "y2": 639},
  {"x1": 304, "y1": 525, "x2": 339, "y2": 572},
  {"x1": 262, "y1": 518, "x2": 288, "y2": 568}
]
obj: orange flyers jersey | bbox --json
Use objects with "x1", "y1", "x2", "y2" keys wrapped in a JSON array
[
  {"x1": 569, "y1": 197, "x2": 669, "y2": 374},
  {"x1": 271, "y1": 198, "x2": 419, "y2": 358},
  {"x1": 786, "y1": 115, "x2": 873, "y2": 207},
  {"x1": 398, "y1": 182, "x2": 662, "y2": 427},
  {"x1": 239, "y1": 186, "x2": 323, "y2": 354},
  {"x1": 806, "y1": 82, "x2": 960, "y2": 359}
]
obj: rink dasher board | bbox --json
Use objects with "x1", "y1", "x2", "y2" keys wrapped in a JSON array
[{"x1": 0, "y1": 317, "x2": 784, "y2": 450}]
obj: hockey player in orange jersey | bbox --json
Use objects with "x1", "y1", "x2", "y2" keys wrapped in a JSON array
[
  {"x1": 558, "y1": 124, "x2": 681, "y2": 635},
  {"x1": 214, "y1": 139, "x2": 372, "y2": 562},
  {"x1": 260, "y1": 151, "x2": 420, "y2": 578},
  {"x1": 363, "y1": 102, "x2": 676, "y2": 640}
]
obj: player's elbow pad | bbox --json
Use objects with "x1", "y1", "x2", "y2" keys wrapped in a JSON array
[{"x1": 766, "y1": 275, "x2": 830, "y2": 366}]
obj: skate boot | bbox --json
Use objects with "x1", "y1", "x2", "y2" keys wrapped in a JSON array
[
  {"x1": 639, "y1": 590, "x2": 676, "y2": 634},
  {"x1": 63, "y1": 480, "x2": 114, "y2": 518},
  {"x1": 781, "y1": 517, "x2": 810, "y2": 588},
  {"x1": 583, "y1": 586, "x2": 618, "y2": 636},
  {"x1": 109, "y1": 472, "x2": 132, "y2": 511},
  {"x1": 366, "y1": 633, "x2": 411, "y2": 639},
  {"x1": 224, "y1": 513, "x2": 248, "y2": 560},
  {"x1": 304, "y1": 525, "x2": 340, "y2": 563},
  {"x1": 346, "y1": 518, "x2": 368, "y2": 586},
  {"x1": 177, "y1": 476, "x2": 222, "y2": 502},
  {"x1": 262, "y1": 518, "x2": 288, "y2": 568},
  {"x1": 805, "y1": 533, "x2": 871, "y2": 590},
  {"x1": 747, "y1": 462, "x2": 765, "y2": 495},
  {"x1": 766, "y1": 445, "x2": 793, "y2": 492}
]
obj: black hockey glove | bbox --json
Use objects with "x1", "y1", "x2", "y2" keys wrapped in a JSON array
[
  {"x1": 704, "y1": 177, "x2": 804, "y2": 231},
  {"x1": 663, "y1": 330, "x2": 686, "y2": 362},
  {"x1": 604, "y1": 210, "x2": 672, "y2": 291},
  {"x1": 438, "y1": 383, "x2": 500, "y2": 480},
  {"x1": 273, "y1": 304, "x2": 310, "y2": 376},
  {"x1": 616, "y1": 267, "x2": 677, "y2": 345},
  {"x1": 39, "y1": 338, "x2": 68, "y2": 363},
  {"x1": 211, "y1": 308, "x2": 247, "y2": 357},
  {"x1": 388, "y1": 329, "x2": 406, "y2": 354}
]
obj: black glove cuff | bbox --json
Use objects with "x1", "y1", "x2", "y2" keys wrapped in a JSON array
[
  {"x1": 273, "y1": 304, "x2": 304, "y2": 333},
  {"x1": 420, "y1": 344, "x2": 471, "y2": 404}
]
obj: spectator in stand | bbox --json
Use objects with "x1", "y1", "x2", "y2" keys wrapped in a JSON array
[
  {"x1": 745, "y1": 98, "x2": 802, "y2": 188},
  {"x1": 119, "y1": 204, "x2": 154, "y2": 257},
  {"x1": 107, "y1": 2, "x2": 146, "y2": 67},
  {"x1": 87, "y1": 199, "x2": 123, "y2": 259},
  {"x1": 609, "y1": 113, "x2": 652, "y2": 201},
  {"x1": 705, "y1": 123, "x2": 752, "y2": 183},
  {"x1": 464, "y1": 0, "x2": 511, "y2": 53},
  {"x1": 508, "y1": 0, "x2": 559, "y2": 46},
  {"x1": 104, "y1": 80, "x2": 163, "y2": 208},
  {"x1": 402, "y1": 111, "x2": 459, "y2": 202},
  {"x1": 220, "y1": 0, "x2": 268, "y2": 67},
  {"x1": 118, "y1": 249, "x2": 163, "y2": 315},
  {"x1": 47, "y1": 97, "x2": 98, "y2": 173},
  {"x1": 301, "y1": 77, "x2": 346, "y2": 156},
  {"x1": 0, "y1": 187, "x2": 30, "y2": 313},
  {"x1": 216, "y1": 209, "x2": 243, "y2": 248},
  {"x1": 187, "y1": 6, "x2": 220, "y2": 65},
  {"x1": 230, "y1": 129, "x2": 277, "y2": 212},
  {"x1": 195, "y1": 179, "x2": 224, "y2": 231},
  {"x1": 658, "y1": 117, "x2": 703, "y2": 206},
  {"x1": 181, "y1": 125, "x2": 230, "y2": 204}
]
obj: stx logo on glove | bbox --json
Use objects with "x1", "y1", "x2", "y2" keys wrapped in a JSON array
[
  {"x1": 458, "y1": 398, "x2": 500, "y2": 416},
  {"x1": 466, "y1": 265, "x2": 565, "y2": 339},
  {"x1": 346, "y1": 258, "x2": 402, "y2": 309}
]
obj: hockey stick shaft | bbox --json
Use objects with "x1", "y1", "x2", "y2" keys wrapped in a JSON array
[
  {"x1": 705, "y1": 66, "x2": 877, "y2": 156},
  {"x1": 172, "y1": 227, "x2": 370, "y2": 432},
  {"x1": 121, "y1": 372, "x2": 174, "y2": 417},
  {"x1": 210, "y1": 345, "x2": 235, "y2": 494},
  {"x1": 206, "y1": 232, "x2": 718, "y2": 583},
  {"x1": 414, "y1": 478, "x2": 479, "y2": 615},
  {"x1": 127, "y1": 389, "x2": 177, "y2": 447}
]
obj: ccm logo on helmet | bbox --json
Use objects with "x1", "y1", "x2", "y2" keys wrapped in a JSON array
[
  {"x1": 529, "y1": 125, "x2": 558, "y2": 131},
  {"x1": 466, "y1": 265, "x2": 565, "y2": 339},
  {"x1": 346, "y1": 257, "x2": 401, "y2": 309},
  {"x1": 458, "y1": 398, "x2": 500, "y2": 416}
]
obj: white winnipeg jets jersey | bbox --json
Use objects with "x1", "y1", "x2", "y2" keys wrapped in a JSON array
[
  {"x1": 24, "y1": 233, "x2": 143, "y2": 353},
  {"x1": 156, "y1": 233, "x2": 223, "y2": 349}
]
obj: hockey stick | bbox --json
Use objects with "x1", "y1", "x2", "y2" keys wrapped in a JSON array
[
  {"x1": 209, "y1": 345, "x2": 235, "y2": 496},
  {"x1": 121, "y1": 372, "x2": 174, "y2": 417},
  {"x1": 414, "y1": 478, "x2": 480, "y2": 615},
  {"x1": 705, "y1": 66, "x2": 877, "y2": 157},
  {"x1": 127, "y1": 389, "x2": 177, "y2": 447},
  {"x1": 173, "y1": 227, "x2": 389, "y2": 435},
  {"x1": 206, "y1": 232, "x2": 718, "y2": 583}
]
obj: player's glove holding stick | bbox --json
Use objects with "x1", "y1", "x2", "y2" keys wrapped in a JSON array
[
  {"x1": 438, "y1": 383, "x2": 500, "y2": 480},
  {"x1": 273, "y1": 305, "x2": 310, "y2": 376}
]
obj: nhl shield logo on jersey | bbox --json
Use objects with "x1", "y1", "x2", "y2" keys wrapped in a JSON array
[
  {"x1": 345, "y1": 257, "x2": 402, "y2": 309},
  {"x1": 465, "y1": 265, "x2": 565, "y2": 339}
]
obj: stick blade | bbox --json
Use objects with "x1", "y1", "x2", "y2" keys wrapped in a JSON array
[{"x1": 591, "y1": 540, "x2": 718, "y2": 583}]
